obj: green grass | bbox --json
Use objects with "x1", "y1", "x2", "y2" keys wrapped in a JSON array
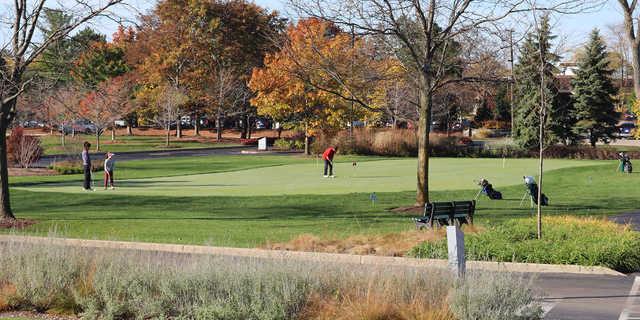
[
  {"x1": 4, "y1": 155, "x2": 638, "y2": 247},
  {"x1": 39, "y1": 134, "x2": 239, "y2": 155},
  {"x1": 409, "y1": 216, "x2": 640, "y2": 273}
]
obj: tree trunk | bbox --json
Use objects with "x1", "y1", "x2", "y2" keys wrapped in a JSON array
[
  {"x1": 166, "y1": 126, "x2": 170, "y2": 147},
  {"x1": 416, "y1": 72, "x2": 432, "y2": 206},
  {"x1": 240, "y1": 118, "x2": 248, "y2": 139},
  {"x1": 61, "y1": 129, "x2": 65, "y2": 147},
  {"x1": 277, "y1": 127, "x2": 282, "y2": 138},
  {"x1": 176, "y1": 119, "x2": 182, "y2": 139},
  {"x1": 632, "y1": 42, "x2": 640, "y2": 98},
  {"x1": 247, "y1": 116, "x2": 253, "y2": 139},
  {"x1": 72, "y1": 127, "x2": 76, "y2": 138},
  {"x1": 96, "y1": 132, "x2": 101, "y2": 151},
  {"x1": 126, "y1": 125, "x2": 133, "y2": 136},
  {"x1": 111, "y1": 127, "x2": 116, "y2": 141},
  {"x1": 0, "y1": 122, "x2": 15, "y2": 220},
  {"x1": 216, "y1": 115, "x2": 222, "y2": 141},
  {"x1": 194, "y1": 114, "x2": 200, "y2": 136}
]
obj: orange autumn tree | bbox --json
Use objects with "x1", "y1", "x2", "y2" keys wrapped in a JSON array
[{"x1": 249, "y1": 18, "x2": 393, "y2": 153}]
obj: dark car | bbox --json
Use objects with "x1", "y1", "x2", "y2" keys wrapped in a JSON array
[{"x1": 617, "y1": 122, "x2": 636, "y2": 139}]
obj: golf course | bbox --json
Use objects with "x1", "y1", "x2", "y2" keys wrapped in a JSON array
[{"x1": 5, "y1": 155, "x2": 636, "y2": 247}]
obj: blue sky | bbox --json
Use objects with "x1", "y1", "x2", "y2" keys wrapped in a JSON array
[{"x1": 0, "y1": 0, "x2": 629, "y2": 59}]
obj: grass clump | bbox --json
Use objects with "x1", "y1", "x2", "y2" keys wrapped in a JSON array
[
  {"x1": 0, "y1": 240, "x2": 542, "y2": 320},
  {"x1": 409, "y1": 216, "x2": 640, "y2": 273}
]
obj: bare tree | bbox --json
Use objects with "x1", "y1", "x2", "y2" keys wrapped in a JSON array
[
  {"x1": 155, "y1": 85, "x2": 188, "y2": 147},
  {"x1": 204, "y1": 65, "x2": 242, "y2": 141},
  {"x1": 0, "y1": 0, "x2": 124, "y2": 220},
  {"x1": 73, "y1": 76, "x2": 135, "y2": 151},
  {"x1": 618, "y1": 0, "x2": 640, "y2": 97},
  {"x1": 16, "y1": 136, "x2": 42, "y2": 169},
  {"x1": 43, "y1": 86, "x2": 84, "y2": 147}
]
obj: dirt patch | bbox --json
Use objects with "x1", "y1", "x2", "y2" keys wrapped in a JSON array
[
  {"x1": 0, "y1": 311, "x2": 77, "y2": 320},
  {"x1": 263, "y1": 228, "x2": 481, "y2": 257},
  {"x1": 8, "y1": 168, "x2": 57, "y2": 177},
  {"x1": 390, "y1": 205, "x2": 423, "y2": 215},
  {"x1": 0, "y1": 218, "x2": 37, "y2": 229}
]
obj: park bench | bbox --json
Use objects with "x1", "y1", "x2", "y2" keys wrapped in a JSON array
[{"x1": 413, "y1": 200, "x2": 475, "y2": 229}]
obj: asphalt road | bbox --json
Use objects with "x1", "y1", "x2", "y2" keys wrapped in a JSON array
[
  {"x1": 610, "y1": 211, "x2": 640, "y2": 231},
  {"x1": 538, "y1": 273, "x2": 638, "y2": 319},
  {"x1": 33, "y1": 146, "x2": 256, "y2": 168}
]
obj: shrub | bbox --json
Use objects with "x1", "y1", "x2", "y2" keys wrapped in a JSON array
[
  {"x1": 7, "y1": 127, "x2": 43, "y2": 168},
  {"x1": 472, "y1": 128, "x2": 493, "y2": 139},
  {"x1": 450, "y1": 272, "x2": 542, "y2": 320},
  {"x1": 49, "y1": 160, "x2": 102, "y2": 175},
  {"x1": 409, "y1": 216, "x2": 640, "y2": 273},
  {"x1": 481, "y1": 120, "x2": 510, "y2": 130},
  {"x1": 274, "y1": 138, "x2": 294, "y2": 150},
  {"x1": 0, "y1": 241, "x2": 541, "y2": 320}
]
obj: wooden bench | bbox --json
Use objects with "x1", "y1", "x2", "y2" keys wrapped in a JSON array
[{"x1": 414, "y1": 200, "x2": 475, "y2": 229}]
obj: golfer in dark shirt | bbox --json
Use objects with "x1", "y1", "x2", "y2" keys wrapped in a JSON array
[{"x1": 82, "y1": 141, "x2": 92, "y2": 190}]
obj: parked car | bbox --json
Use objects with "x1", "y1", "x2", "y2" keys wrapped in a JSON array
[
  {"x1": 617, "y1": 122, "x2": 636, "y2": 139},
  {"x1": 72, "y1": 120, "x2": 97, "y2": 134},
  {"x1": 20, "y1": 120, "x2": 45, "y2": 128}
]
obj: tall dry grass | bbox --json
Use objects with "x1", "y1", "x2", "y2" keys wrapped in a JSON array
[
  {"x1": 264, "y1": 227, "x2": 482, "y2": 257},
  {"x1": 0, "y1": 239, "x2": 541, "y2": 320}
]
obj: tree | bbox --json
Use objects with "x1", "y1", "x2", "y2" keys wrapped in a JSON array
[
  {"x1": 572, "y1": 29, "x2": 619, "y2": 147},
  {"x1": 152, "y1": 85, "x2": 189, "y2": 146},
  {"x1": 130, "y1": 0, "x2": 285, "y2": 138},
  {"x1": 0, "y1": 0, "x2": 124, "y2": 220},
  {"x1": 513, "y1": 15, "x2": 560, "y2": 150},
  {"x1": 75, "y1": 76, "x2": 135, "y2": 151},
  {"x1": 285, "y1": 0, "x2": 591, "y2": 205},
  {"x1": 72, "y1": 41, "x2": 130, "y2": 89},
  {"x1": 617, "y1": 1, "x2": 640, "y2": 98},
  {"x1": 43, "y1": 86, "x2": 84, "y2": 146}
]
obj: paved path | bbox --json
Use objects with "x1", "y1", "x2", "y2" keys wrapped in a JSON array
[
  {"x1": 33, "y1": 146, "x2": 258, "y2": 168},
  {"x1": 610, "y1": 211, "x2": 640, "y2": 231},
  {"x1": 0, "y1": 235, "x2": 636, "y2": 319}
]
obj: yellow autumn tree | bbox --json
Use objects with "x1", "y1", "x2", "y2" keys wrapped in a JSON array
[{"x1": 249, "y1": 18, "x2": 398, "y2": 152}]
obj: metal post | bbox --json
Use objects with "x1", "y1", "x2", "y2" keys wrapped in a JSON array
[{"x1": 446, "y1": 226, "x2": 465, "y2": 278}]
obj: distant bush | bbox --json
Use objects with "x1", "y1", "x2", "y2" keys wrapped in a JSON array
[
  {"x1": 472, "y1": 128, "x2": 493, "y2": 139},
  {"x1": 49, "y1": 160, "x2": 101, "y2": 175},
  {"x1": 240, "y1": 138, "x2": 258, "y2": 145},
  {"x1": 409, "y1": 216, "x2": 640, "y2": 273},
  {"x1": 7, "y1": 127, "x2": 43, "y2": 168},
  {"x1": 274, "y1": 138, "x2": 294, "y2": 150},
  {"x1": 481, "y1": 120, "x2": 510, "y2": 130}
]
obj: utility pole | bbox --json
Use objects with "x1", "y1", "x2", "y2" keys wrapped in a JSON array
[{"x1": 509, "y1": 29, "x2": 515, "y2": 137}]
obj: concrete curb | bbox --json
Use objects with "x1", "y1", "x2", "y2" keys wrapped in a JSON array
[{"x1": 0, "y1": 235, "x2": 624, "y2": 276}]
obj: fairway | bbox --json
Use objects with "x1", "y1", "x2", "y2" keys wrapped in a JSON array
[{"x1": 17, "y1": 158, "x2": 602, "y2": 197}]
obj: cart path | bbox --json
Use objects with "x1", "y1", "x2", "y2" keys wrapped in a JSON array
[{"x1": 610, "y1": 211, "x2": 640, "y2": 231}]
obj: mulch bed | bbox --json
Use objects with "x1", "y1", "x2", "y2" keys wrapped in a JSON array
[
  {"x1": 0, "y1": 311, "x2": 77, "y2": 320},
  {"x1": 0, "y1": 218, "x2": 37, "y2": 229},
  {"x1": 390, "y1": 206, "x2": 423, "y2": 214},
  {"x1": 8, "y1": 168, "x2": 57, "y2": 177}
]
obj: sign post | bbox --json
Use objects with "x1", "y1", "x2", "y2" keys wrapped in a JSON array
[{"x1": 446, "y1": 225, "x2": 465, "y2": 278}]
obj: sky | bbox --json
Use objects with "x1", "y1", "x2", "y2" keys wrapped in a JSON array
[{"x1": 0, "y1": 0, "x2": 630, "y2": 60}]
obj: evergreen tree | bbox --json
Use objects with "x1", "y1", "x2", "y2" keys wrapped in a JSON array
[
  {"x1": 572, "y1": 29, "x2": 619, "y2": 147},
  {"x1": 513, "y1": 15, "x2": 560, "y2": 149}
]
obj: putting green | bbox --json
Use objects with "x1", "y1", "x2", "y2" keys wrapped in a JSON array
[{"x1": 19, "y1": 158, "x2": 603, "y2": 197}]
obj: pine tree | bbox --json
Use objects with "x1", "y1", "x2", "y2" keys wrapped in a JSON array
[
  {"x1": 572, "y1": 29, "x2": 619, "y2": 147},
  {"x1": 513, "y1": 15, "x2": 560, "y2": 149}
]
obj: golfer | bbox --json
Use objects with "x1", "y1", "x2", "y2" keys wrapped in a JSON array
[
  {"x1": 322, "y1": 146, "x2": 338, "y2": 178},
  {"x1": 82, "y1": 141, "x2": 92, "y2": 191},
  {"x1": 104, "y1": 152, "x2": 116, "y2": 190}
]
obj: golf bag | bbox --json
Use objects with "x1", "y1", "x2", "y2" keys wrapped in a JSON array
[
  {"x1": 478, "y1": 179, "x2": 502, "y2": 200},
  {"x1": 619, "y1": 153, "x2": 633, "y2": 174},
  {"x1": 524, "y1": 177, "x2": 548, "y2": 206}
]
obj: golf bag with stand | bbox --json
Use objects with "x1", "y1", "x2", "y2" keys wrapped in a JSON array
[
  {"x1": 476, "y1": 178, "x2": 502, "y2": 200},
  {"x1": 618, "y1": 152, "x2": 633, "y2": 174},
  {"x1": 523, "y1": 176, "x2": 548, "y2": 206}
]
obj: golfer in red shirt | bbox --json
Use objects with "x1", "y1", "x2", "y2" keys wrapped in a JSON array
[{"x1": 322, "y1": 146, "x2": 338, "y2": 177}]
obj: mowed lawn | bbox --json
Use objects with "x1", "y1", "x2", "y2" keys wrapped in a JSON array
[
  {"x1": 5, "y1": 155, "x2": 637, "y2": 247},
  {"x1": 39, "y1": 134, "x2": 239, "y2": 155}
]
